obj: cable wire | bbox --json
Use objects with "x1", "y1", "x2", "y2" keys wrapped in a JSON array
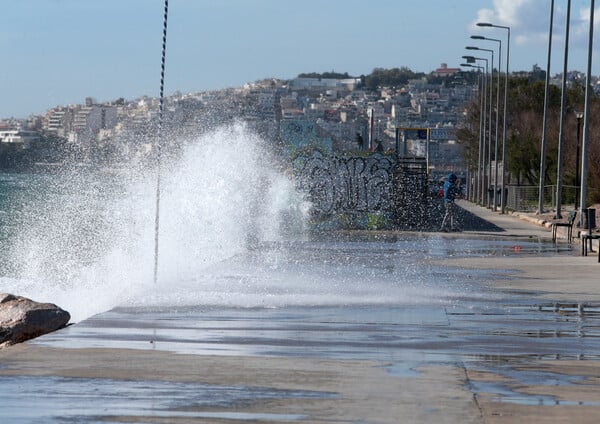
[{"x1": 153, "y1": 0, "x2": 168, "y2": 285}]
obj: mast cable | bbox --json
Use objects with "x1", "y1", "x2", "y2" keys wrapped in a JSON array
[{"x1": 153, "y1": 0, "x2": 168, "y2": 285}]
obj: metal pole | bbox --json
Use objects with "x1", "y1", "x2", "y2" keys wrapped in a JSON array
[
  {"x1": 153, "y1": 0, "x2": 169, "y2": 285},
  {"x1": 477, "y1": 23, "x2": 511, "y2": 213},
  {"x1": 493, "y1": 40, "x2": 501, "y2": 212},
  {"x1": 467, "y1": 45, "x2": 495, "y2": 209},
  {"x1": 477, "y1": 69, "x2": 485, "y2": 203},
  {"x1": 472, "y1": 37, "x2": 501, "y2": 210},
  {"x1": 538, "y1": 0, "x2": 554, "y2": 215},
  {"x1": 575, "y1": 113, "x2": 582, "y2": 210},
  {"x1": 500, "y1": 27, "x2": 510, "y2": 214},
  {"x1": 480, "y1": 60, "x2": 488, "y2": 205},
  {"x1": 463, "y1": 63, "x2": 486, "y2": 203},
  {"x1": 471, "y1": 36, "x2": 502, "y2": 211},
  {"x1": 487, "y1": 52, "x2": 494, "y2": 208},
  {"x1": 555, "y1": 0, "x2": 571, "y2": 219},
  {"x1": 471, "y1": 58, "x2": 489, "y2": 206},
  {"x1": 579, "y1": 0, "x2": 594, "y2": 227}
]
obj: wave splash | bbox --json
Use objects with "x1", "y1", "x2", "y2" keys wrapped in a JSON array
[{"x1": 1, "y1": 123, "x2": 309, "y2": 321}]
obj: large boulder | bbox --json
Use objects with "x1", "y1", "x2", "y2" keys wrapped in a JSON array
[{"x1": 0, "y1": 293, "x2": 70, "y2": 347}]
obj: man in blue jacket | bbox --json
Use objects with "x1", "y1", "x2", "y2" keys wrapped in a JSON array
[{"x1": 440, "y1": 173, "x2": 462, "y2": 232}]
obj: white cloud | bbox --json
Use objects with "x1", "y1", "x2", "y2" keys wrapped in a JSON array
[
  {"x1": 491, "y1": 0, "x2": 537, "y2": 27},
  {"x1": 470, "y1": 0, "x2": 600, "y2": 74},
  {"x1": 471, "y1": 0, "x2": 550, "y2": 45},
  {"x1": 473, "y1": 0, "x2": 600, "y2": 47},
  {"x1": 573, "y1": 5, "x2": 598, "y2": 39}
]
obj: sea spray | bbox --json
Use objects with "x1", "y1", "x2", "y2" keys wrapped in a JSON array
[
  {"x1": 0, "y1": 123, "x2": 310, "y2": 321},
  {"x1": 0, "y1": 124, "x2": 499, "y2": 323}
]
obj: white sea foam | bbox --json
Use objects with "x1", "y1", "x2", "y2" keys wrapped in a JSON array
[{"x1": 0, "y1": 123, "x2": 310, "y2": 321}]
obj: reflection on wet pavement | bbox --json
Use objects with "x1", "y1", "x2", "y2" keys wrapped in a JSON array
[
  {"x1": 30, "y1": 296, "x2": 600, "y2": 418},
  {"x1": 0, "y1": 375, "x2": 324, "y2": 422},
  {"x1": 9, "y1": 236, "x2": 600, "y2": 421},
  {"x1": 35, "y1": 299, "x2": 600, "y2": 361}
]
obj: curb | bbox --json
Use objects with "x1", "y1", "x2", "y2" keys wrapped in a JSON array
[{"x1": 511, "y1": 212, "x2": 553, "y2": 229}]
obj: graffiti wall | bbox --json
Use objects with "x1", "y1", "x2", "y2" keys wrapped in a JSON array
[{"x1": 292, "y1": 148, "x2": 428, "y2": 229}]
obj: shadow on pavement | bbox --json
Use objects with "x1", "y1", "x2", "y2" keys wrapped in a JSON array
[
  {"x1": 428, "y1": 198, "x2": 504, "y2": 232},
  {"x1": 457, "y1": 205, "x2": 504, "y2": 232}
]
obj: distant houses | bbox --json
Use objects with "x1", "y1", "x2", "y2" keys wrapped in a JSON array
[{"x1": 0, "y1": 64, "x2": 564, "y2": 171}]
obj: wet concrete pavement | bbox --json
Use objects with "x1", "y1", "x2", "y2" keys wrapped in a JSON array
[
  {"x1": 2, "y1": 200, "x2": 600, "y2": 423},
  {"x1": 434, "y1": 201, "x2": 600, "y2": 423}
]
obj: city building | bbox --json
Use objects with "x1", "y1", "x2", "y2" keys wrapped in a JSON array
[{"x1": 0, "y1": 129, "x2": 41, "y2": 149}]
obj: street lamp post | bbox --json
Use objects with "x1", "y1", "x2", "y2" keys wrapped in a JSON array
[
  {"x1": 463, "y1": 55, "x2": 489, "y2": 206},
  {"x1": 477, "y1": 22, "x2": 510, "y2": 214},
  {"x1": 471, "y1": 34, "x2": 501, "y2": 211},
  {"x1": 555, "y1": 0, "x2": 572, "y2": 219},
  {"x1": 579, "y1": 0, "x2": 595, "y2": 228},
  {"x1": 466, "y1": 46, "x2": 494, "y2": 207},
  {"x1": 538, "y1": 0, "x2": 555, "y2": 215},
  {"x1": 575, "y1": 111, "x2": 583, "y2": 210},
  {"x1": 461, "y1": 62, "x2": 485, "y2": 202}
]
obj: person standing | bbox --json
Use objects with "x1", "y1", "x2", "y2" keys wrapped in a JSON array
[{"x1": 440, "y1": 173, "x2": 462, "y2": 232}]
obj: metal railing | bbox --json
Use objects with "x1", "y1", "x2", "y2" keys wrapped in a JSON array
[{"x1": 505, "y1": 185, "x2": 599, "y2": 212}]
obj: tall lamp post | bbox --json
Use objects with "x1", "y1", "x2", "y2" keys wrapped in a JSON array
[
  {"x1": 471, "y1": 34, "x2": 501, "y2": 211},
  {"x1": 555, "y1": 0, "x2": 572, "y2": 219},
  {"x1": 466, "y1": 46, "x2": 494, "y2": 207},
  {"x1": 461, "y1": 62, "x2": 485, "y2": 202},
  {"x1": 579, "y1": 0, "x2": 594, "y2": 228},
  {"x1": 538, "y1": 0, "x2": 555, "y2": 215},
  {"x1": 477, "y1": 22, "x2": 510, "y2": 214},
  {"x1": 463, "y1": 55, "x2": 489, "y2": 205},
  {"x1": 575, "y1": 111, "x2": 583, "y2": 210}
]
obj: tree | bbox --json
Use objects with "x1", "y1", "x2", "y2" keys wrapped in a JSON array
[
  {"x1": 297, "y1": 71, "x2": 351, "y2": 79},
  {"x1": 362, "y1": 67, "x2": 427, "y2": 90},
  {"x1": 459, "y1": 74, "x2": 600, "y2": 203}
]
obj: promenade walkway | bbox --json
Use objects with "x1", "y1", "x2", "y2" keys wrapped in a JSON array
[
  {"x1": 1, "y1": 201, "x2": 599, "y2": 423},
  {"x1": 454, "y1": 200, "x2": 600, "y2": 302},
  {"x1": 459, "y1": 199, "x2": 599, "y2": 245},
  {"x1": 445, "y1": 201, "x2": 600, "y2": 423}
]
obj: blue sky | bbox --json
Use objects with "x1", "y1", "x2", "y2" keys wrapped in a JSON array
[{"x1": 1, "y1": 0, "x2": 599, "y2": 119}]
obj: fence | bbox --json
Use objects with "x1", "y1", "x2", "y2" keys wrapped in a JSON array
[{"x1": 506, "y1": 185, "x2": 599, "y2": 212}]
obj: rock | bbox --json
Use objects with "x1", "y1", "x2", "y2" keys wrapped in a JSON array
[{"x1": 0, "y1": 293, "x2": 70, "y2": 347}]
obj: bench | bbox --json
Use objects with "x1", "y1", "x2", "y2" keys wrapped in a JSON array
[
  {"x1": 551, "y1": 210, "x2": 577, "y2": 244},
  {"x1": 581, "y1": 231, "x2": 600, "y2": 259}
]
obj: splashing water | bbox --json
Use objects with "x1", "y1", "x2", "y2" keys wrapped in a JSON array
[
  {"x1": 0, "y1": 124, "x2": 310, "y2": 321},
  {"x1": 0, "y1": 123, "x2": 506, "y2": 323}
]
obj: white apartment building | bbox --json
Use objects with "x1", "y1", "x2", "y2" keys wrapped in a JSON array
[
  {"x1": 73, "y1": 106, "x2": 117, "y2": 134},
  {"x1": 45, "y1": 109, "x2": 69, "y2": 135}
]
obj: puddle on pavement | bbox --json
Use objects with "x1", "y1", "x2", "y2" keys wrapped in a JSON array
[
  {"x1": 535, "y1": 303, "x2": 600, "y2": 316},
  {"x1": 0, "y1": 375, "x2": 332, "y2": 423},
  {"x1": 464, "y1": 327, "x2": 600, "y2": 408},
  {"x1": 469, "y1": 374, "x2": 600, "y2": 407},
  {"x1": 33, "y1": 299, "x2": 600, "y2": 361},
  {"x1": 442, "y1": 300, "x2": 600, "y2": 409},
  {"x1": 448, "y1": 301, "x2": 600, "y2": 342}
]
